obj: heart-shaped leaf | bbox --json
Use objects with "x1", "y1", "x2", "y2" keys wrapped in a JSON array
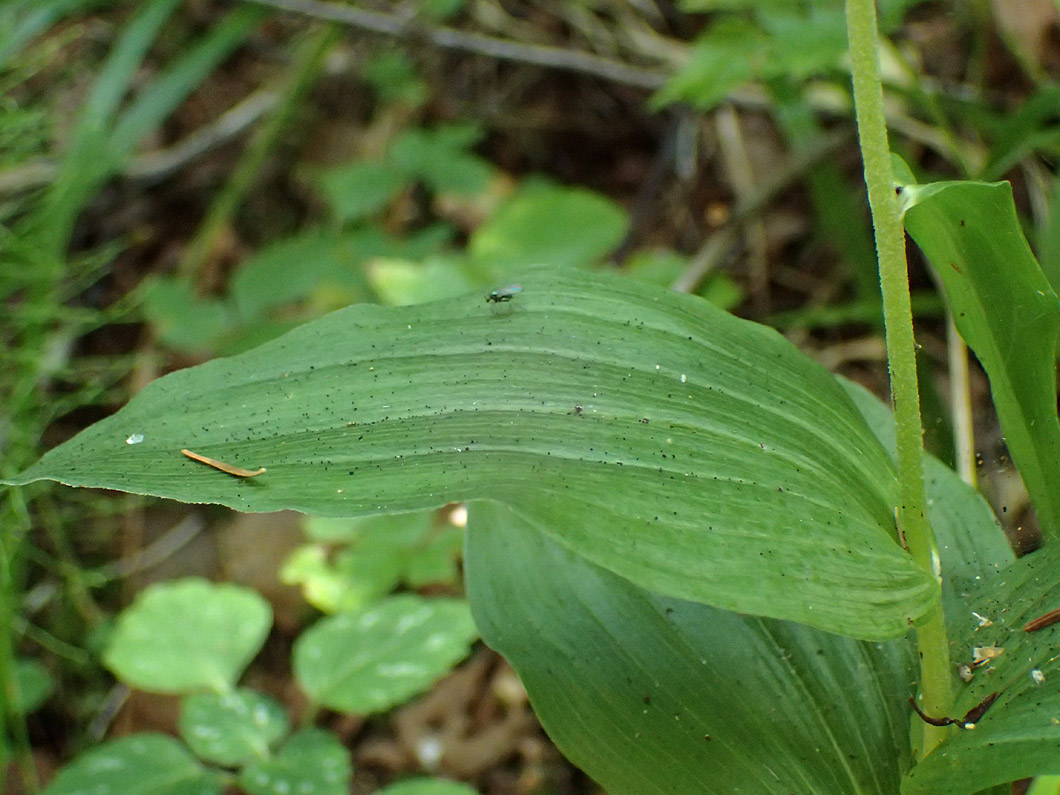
[
  {"x1": 103, "y1": 578, "x2": 272, "y2": 693},
  {"x1": 42, "y1": 734, "x2": 222, "y2": 795},
  {"x1": 293, "y1": 594, "x2": 477, "y2": 714},
  {"x1": 179, "y1": 689, "x2": 288, "y2": 766},
  {"x1": 239, "y1": 728, "x2": 351, "y2": 795}
]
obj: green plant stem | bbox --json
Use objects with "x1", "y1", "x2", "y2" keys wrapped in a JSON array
[{"x1": 844, "y1": 0, "x2": 953, "y2": 757}]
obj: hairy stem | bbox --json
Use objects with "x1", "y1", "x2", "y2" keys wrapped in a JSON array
[{"x1": 844, "y1": 0, "x2": 953, "y2": 757}]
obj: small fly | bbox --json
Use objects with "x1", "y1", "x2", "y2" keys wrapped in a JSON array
[{"x1": 486, "y1": 284, "x2": 522, "y2": 303}]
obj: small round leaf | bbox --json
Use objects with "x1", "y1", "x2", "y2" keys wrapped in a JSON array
[
  {"x1": 179, "y1": 688, "x2": 289, "y2": 766},
  {"x1": 238, "y1": 728, "x2": 351, "y2": 795},
  {"x1": 42, "y1": 734, "x2": 223, "y2": 795},
  {"x1": 294, "y1": 594, "x2": 478, "y2": 714},
  {"x1": 103, "y1": 578, "x2": 272, "y2": 693}
]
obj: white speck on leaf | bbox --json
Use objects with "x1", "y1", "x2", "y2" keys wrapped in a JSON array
[
  {"x1": 1033, "y1": 669, "x2": 1046, "y2": 685},
  {"x1": 377, "y1": 662, "x2": 422, "y2": 678},
  {"x1": 125, "y1": 433, "x2": 144, "y2": 445}
]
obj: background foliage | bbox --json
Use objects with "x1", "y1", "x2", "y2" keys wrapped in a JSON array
[{"x1": 3, "y1": 1, "x2": 1060, "y2": 793}]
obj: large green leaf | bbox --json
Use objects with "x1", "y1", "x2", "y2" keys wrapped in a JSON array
[
  {"x1": 903, "y1": 542, "x2": 1060, "y2": 793},
  {"x1": 464, "y1": 384, "x2": 1012, "y2": 794},
  {"x1": 900, "y1": 180, "x2": 1060, "y2": 537},
  {"x1": 8, "y1": 268, "x2": 935, "y2": 639},
  {"x1": 465, "y1": 501, "x2": 918, "y2": 794}
]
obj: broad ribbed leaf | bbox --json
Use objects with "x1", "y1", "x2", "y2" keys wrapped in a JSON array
[
  {"x1": 8, "y1": 268, "x2": 934, "y2": 639},
  {"x1": 840, "y1": 380, "x2": 1015, "y2": 621},
  {"x1": 903, "y1": 543, "x2": 1060, "y2": 793},
  {"x1": 465, "y1": 501, "x2": 918, "y2": 794},
  {"x1": 901, "y1": 179, "x2": 1060, "y2": 537},
  {"x1": 465, "y1": 385, "x2": 1012, "y2": 794}
]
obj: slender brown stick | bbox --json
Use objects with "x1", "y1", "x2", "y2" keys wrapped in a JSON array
[
  {"x1": 181, "y1": 449, "x2": 266, "y2": 477},
  {"x1": 247, "y1": 0, "x2": 667, "y2": 89},
  {"x1": 1024, "y1": 607, "x2": 1060, "y2": 632}
]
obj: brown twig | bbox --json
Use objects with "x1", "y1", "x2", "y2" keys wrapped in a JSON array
[
  {"x1": 1024, "y1": 607, "x2": 1060, "y2": 632},
  {"x1": 0, "y1": 89, "x2": 279, "y2": 197},
  {"x1": 245, "y1": 0, "x2": 668, "y2": 89},
  {"x1": 181, "y1": 449, "x2": 266, "y2": 477}
]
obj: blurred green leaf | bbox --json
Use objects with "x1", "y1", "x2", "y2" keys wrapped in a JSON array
[
  {"x1": 284, "y1": 512, "x2": 463, "y2": 612},
  {"x1": 317, "y1": 161, "x2": 408, "y2": 223},
  {"x1": 390, "y1": 124, "x2": 493, "y2": 195},
  {"x1": 40, "y1": 1, "x2": 263, "y2": 252},
  {"x1": 978, "y1": 86, "x2": 1060, "y2": 182},
  {"x1": 231, "y1": 231, "x2": 369, "y2": 318},
  {"x1": 652, "y1": 17, "x2": 763, "y2": 111},
  {"x1": 179, "y1": 689, "x2": 289, "y2": 766},
  {"x1": 42, "y1": 734, "x2": 223, "y2": 795},
  {"x1": 281, "y1": 543, "x2": 403, "y2": 613},
  {"x1": 361, "y1": 48, "x2": 429, "y2": 106},
  {"x1": 10, "y1": 268, "x2": 937, "y2": 640},
  {"x1": 374, "y1": 778, "x2": 478, "y2": 795},
  {"x1": 417, "y1": 0, "x2": 466, "y2": 21},
  {"x1": 679, "y1": 0, "x2": 793, "y2": 12},
  {"x1": 903, "y1": 543, "x2": 1060, "y2": 793},
  {"x1": 758, "y1": 7, "x2": 847, "y2": 78},
  {"x1": 367, "y1": 257, "x2": 478, "y2": 305},
  {"x1": 293, "y1": 594, "x2": 478, "y2": 714},
  {"x1": 239, "y1": 728, "x2": 351, "y2": 795},
  {"x1": 108, "y1": 5, "x2": 266, "y2": 158},
  {"x1": 14, "y1": 658, "x2": 54, "y2": 714},
  {"x1": 103, "y1": 578, "x2": 272, "y2": 693},
  {"x1": 405, "y1": 525, "x2": 463, "y2": 586},
  {"x1": 901, "y1": 179, "x2": 1060, "y2": 538},
  {"x1": 141, "y1": 276, "x2": 232, "y2": 352},
  {"x1": 469, "y1": 184, "x2": 628, "y2": 272},
  {"x1": 0, "y1": 0, "x2": 109, "y2": 69}
]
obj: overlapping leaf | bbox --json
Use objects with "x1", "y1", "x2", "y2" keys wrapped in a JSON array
[
  {"x1": 466, "y1": 501, "x2": 918, "y2": 795},
  {"x1": 9, "y1": 268, "x2": 935, "y2": 639},
  {"x1": 903, "y1": 543, "x2": 1060, "y2": 793},
  {"x1": 900, "y1": 179, "x2": 1060, "y2": 537},
  {"x1": 465, "y1": 384, "x2": 1013, "y2": 794}
]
